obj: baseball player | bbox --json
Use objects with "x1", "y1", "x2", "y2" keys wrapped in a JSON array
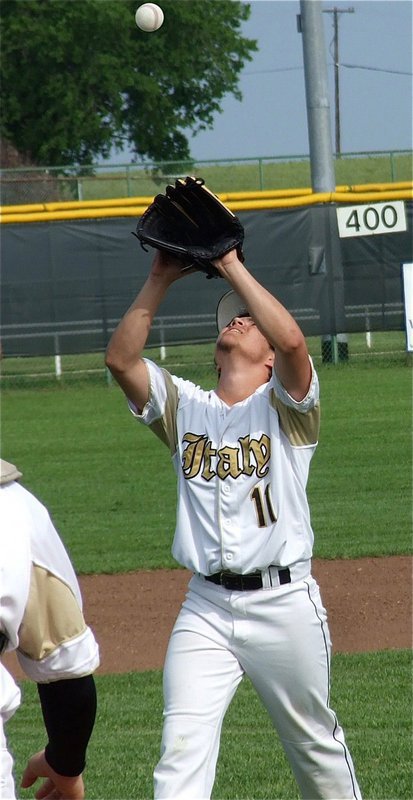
[
  {"x1": 0, "y1": 459, "x2": 100, "y2": 800},
  {"x1": 106, "y1": 248, "x2": 362, "y2": 799}
]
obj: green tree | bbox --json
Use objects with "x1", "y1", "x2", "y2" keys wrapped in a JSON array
[{"x1": 0, "y1": 0, "x2": 257, "y2": 167}]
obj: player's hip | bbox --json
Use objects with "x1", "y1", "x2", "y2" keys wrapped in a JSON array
[
  {"x1": 181, "y1": 561, "x2": 320, "y2": 621},
  {"x1": 170, "y1": 572, "x2": 330, "y2": 663}
]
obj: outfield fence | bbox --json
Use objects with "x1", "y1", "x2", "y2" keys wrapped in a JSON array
[
  {"x1": 1, "y1": 150, "x2": 411, "y2": 205},
  {"x1": 2, "y1": 155, "x2": 412, "y2": 388},
  {"x1": 0, "y1": 302, "x2": 406, "y2": 354},
  {"x1": 1, "y1": 328, "x2": 409, "y2": 390}
]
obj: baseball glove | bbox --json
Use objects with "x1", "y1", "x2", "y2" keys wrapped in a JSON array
[{"x1": 134, "y1": 176, "x2": 244, "y2": 278}]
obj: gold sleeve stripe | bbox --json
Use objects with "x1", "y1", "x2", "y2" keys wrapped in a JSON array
[
  {"x1": 272, "y1": 395, "x2": 320, "y2": 446},
  {"x1": 18, "y1": 565, "x2": 87, "y2": 661},
  {"x1": 0, "y1": 458, "x2": 22, "y2": 484},
  {"x1": 148, "y1": 369, "x2": 179, "y2": 454}
]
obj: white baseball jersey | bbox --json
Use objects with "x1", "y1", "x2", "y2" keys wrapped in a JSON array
[
  {"x1": 131, "y1": 358, "x2": 320, "y2": 576},
  {"x1": 0, "y1": 461, "x2": 100, "y2": 750}
]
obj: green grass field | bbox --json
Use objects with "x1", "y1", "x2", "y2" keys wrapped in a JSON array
[
  {"x1": 2, "y1": 343, "x2": 411, "y2": 571},
  {"x1": 2, "y1": 349, "x2": 412, "y2": 799},
  {"x1": 6, "y1": 652, "x2": 413, "y2": 799}
]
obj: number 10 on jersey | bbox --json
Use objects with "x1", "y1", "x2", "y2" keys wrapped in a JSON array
[{"x1": 251, "y1": 483, "x2": 277, "y2": 528}]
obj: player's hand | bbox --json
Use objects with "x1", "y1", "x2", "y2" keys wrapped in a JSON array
[
  {"x1": 21, "y1": 750, "x2": 85, "y2": 799},
  {"x1": 149, "y1": 249, "x2": 195, "y2": 285}
]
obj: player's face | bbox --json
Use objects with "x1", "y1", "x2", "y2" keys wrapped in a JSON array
[{"x1": 216, "y1": 315, "x2": 274, "y2": 366}]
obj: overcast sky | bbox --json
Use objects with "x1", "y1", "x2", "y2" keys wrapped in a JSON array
[{"x1": 108, "y1": 0, "x2": 412, "y2": 164}]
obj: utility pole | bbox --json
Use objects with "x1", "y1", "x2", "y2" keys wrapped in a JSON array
[
  {"x1": 323, "y1": 7, "x2": 355, "y2": 155},
  {"x1": 298, "y1": 0, "x2": 335, "y2": 192},
  {"x1": 298, "y1": 1, "x2": 348, "y2": 364}
]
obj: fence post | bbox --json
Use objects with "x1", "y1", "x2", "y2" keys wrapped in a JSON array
[
  {"x1": 54, "y1": 334, "x2": 62, "y2": 380},
  {"x1": 390, "y1": 151, "x2": 395, "y2": 182},
  {"x1": 321, "y1": 333, "x2": 349, "y2": 362},
  {"x1": 160, "y1": 321, "x2": 166, "y2": 360},
  {"x1": 365, "y1": 306, "x2": 372, "y2": 349},
  {"x1": 258, "y1": 159, "x2": 264, "y2": 191}
]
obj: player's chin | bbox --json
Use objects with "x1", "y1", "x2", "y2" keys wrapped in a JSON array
[{"x1": 215, "y1": 333, "x2": 236, "y2": 352}]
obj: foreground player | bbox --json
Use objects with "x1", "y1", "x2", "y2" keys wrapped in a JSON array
[
  {"x1": 0, "y1": 459, "x2": 100, "y2": 799},
  {"x1": 105, "y1": 249, "x2": 362, "y2": 799}
]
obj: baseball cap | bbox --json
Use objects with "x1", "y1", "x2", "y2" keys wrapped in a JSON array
[{"x1": 216, "y1": 290, "x2": 249, "y2": 332}]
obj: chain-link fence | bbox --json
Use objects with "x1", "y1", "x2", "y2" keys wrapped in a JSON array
[
  {"x1": 0, "y1": 331, "x2": 410, "y2": 391},
  {"x1": 1, "y1": 151, "x2": 412, "y2": 206}
]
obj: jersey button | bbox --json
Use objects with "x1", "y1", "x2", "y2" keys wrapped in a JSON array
[{"x1": 225, "y1": 552, "x2": 233, "y2": 561}]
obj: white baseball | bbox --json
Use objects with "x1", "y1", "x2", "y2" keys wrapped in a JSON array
[{"x1": 135, "y1": 3, "x2": 164, "y2": 32}]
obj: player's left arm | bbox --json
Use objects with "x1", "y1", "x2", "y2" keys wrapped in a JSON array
[
  {"x1": 20, "y1": 674, "x2": 97, "y2": 798},
  {"x1": 213, "y1": 250, "x2": 312, "y2": 401}
]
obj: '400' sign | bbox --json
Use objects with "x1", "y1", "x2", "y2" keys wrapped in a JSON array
[{"x1": 336, "y1": 201, "x2": 407, "y2": 238}]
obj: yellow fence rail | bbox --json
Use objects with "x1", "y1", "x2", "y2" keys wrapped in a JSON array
[{"x1": 1, "y1": 182, "x2": 412, "y2": 224}]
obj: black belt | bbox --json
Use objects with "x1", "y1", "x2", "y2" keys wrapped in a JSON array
[
  {"x1": 205, "y1": 567, "x2": 291, "y2": 591},
  {"x1": 0, "y1": 631, "x2": 8, "y2": 655}
]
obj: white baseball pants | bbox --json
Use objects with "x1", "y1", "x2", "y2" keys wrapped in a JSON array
[
  {"x1": 154, "y1": 574, "x2": 362, "y2": 799},
  {"x1": 0, "y1": 730, "x2": 16, "y2": 800}
]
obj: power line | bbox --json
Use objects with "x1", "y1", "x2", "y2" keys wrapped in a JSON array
[
  {"x1": 244, "y1": 63, "x2": 412, "y2": 76},
  {"x1": 244, "y1": 66, "x2": 303, "y2": 75},
  {"x1": 340, "y1": 63, "x2": 412, "y2": 75}
]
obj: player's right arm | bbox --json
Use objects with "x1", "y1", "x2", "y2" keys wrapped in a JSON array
[{"x1": 105, "y1": 251, "x2": 185, "y2": 412}]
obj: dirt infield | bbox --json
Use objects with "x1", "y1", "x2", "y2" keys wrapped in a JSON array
[{"x1": 4, "y1": 556, "x2": 411, "y2": 680}]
